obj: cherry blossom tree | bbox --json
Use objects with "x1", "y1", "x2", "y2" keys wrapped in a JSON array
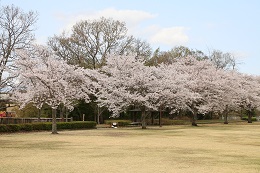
[
  {"x1": 213, "y1": 71, "x2": 243, "y2": 124},
  {"x1": 96, "y1": 55, "x2": 161, "y2": 129},
  {"x1": 198, "y1": 69, "x2": 260, "y2": 124},
  {"x1": 11, "y1": 44, "x2": 95, "y2": 134},
  {"x1": 170, "y1": 57, "x2": 221, "y2": 126},
  {"x1": 151, "y1": 63, "x2": 192, "y2": 126},
  {"x1": 96, "y1": 55, "x2": 258, "y2": 127},
  {"x1": 238, "y1": 74, "x2": 260, "y2": 123},
  {"x1": 158, "y1": 57, "x2": 244, "y2": 126},
  {"x1": 179, "y1": 58, "x2": 255, "y2": 125}
]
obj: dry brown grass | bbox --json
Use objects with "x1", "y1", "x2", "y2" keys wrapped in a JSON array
[{"x1": 1, "y1": 122, "x2": 260, "y2": 173}]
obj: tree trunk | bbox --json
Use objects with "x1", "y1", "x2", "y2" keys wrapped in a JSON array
[
  {"x1": 97, "y1": 106, "x2": 100, "y2": 124},
  {"x1": 191, "y1": 112, "x2": 198, "y2": 126},
  {"x1": 191, "y1": 108, "x2": 198, "y2": 126},
  {"x1": 94, "y1": 109, "x2": 97, "y2": 123},
  {"x1": 141, "y1": 109, "x2": 147, "y2": 129},
  {"x1": 210, "y1": 111, "x2": 213, "y2": 119},
  {"x1": 224, "y1": 113, "x2": 228, "y2": 124},
  {"x1": 60, "y1": 105, "x2": 65, "y2": 122},
  {"x1": 151, "y1": 112, "x2": 154, "y2": 125},
  {"x1": 248, "y1": 110, "x2": 252, "y2": 123},
  {"x1": 65, "y1": 108, "x2": 68, "y2": 122},
  {"x1": 52, "y1": 108, "x2": 58, "y2": 134},
  {"x1": 224, "y1": 106, "x2": 228, "y2": 124},
  {"x1": 159, "y1": 107, "x2": 162, "y2": 127},
  {"x1": 37, "y1": 108, "x2": 41, "y2": 122}
]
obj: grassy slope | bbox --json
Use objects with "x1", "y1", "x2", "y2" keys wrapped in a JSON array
[{"x1": 0, "y1": 122, "x2": 260, "y2": 173}]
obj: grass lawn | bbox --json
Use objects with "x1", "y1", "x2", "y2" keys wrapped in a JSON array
[{"x1": 1, "y1": 122, "x2": 260, "y2": 173}]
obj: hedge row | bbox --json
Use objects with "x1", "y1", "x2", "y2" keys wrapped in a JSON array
[
  {"x1": 104, "y1": 119, "x2": 189, "y2": 126},
  {"x1": 147, "y1": 118, "x2": 189, "y2": 125},
  {"x1": 104, "y1": 120, "x2": 132, "y2": 127},
  {"x1": 241, "y1": 116, "x2": 257, "y2": 121},
  {"x1": 0, "y1": 121, "x2": 96, "y2": 133}
]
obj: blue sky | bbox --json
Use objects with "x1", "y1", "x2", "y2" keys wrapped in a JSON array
[{"x1": 1, "y1": 0, "x2": 260, "y2": 75}]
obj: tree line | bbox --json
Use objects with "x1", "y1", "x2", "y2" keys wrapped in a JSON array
[
  {"x1": 12, "y1": 44, "x2": 260, "y2": 132},
  {"x1": 1, "y1": 4, "x2": 256, "y2": 133}
]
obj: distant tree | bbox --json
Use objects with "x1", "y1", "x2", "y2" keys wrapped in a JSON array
[
  {"x1": 11, "y1": 44, "x2": 96, "y2": 134},
  {"x1": 13, "y1": 103, "x2": 39, "y2": 118},
  {"x1": 170, "y1": 46, "x2": 208, "y2": 60},
  {"x1": 209, "y1": 49, "x2": 238, "y2": 70},
  {"x1": 0, "y1": 4, "x2": 38, "y2": 91},
  {"x1": 48, "y1": 17, "x2": 152, "y2": 69},
  {"x1": 147, "y1": 46, "x2": 207, "y2": 66}
]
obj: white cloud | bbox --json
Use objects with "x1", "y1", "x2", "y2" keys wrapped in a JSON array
[
  {"x1": 54, "y1": 8, "x2": 156, "y2": 33},
  {"x1": 231, "y1": 51, "x2": 248, "y2": 59},
  {"x1": 149, "y1": 27, "x2": 189, "y2": 47},
  {"x1": 53, "y1": 8, "x2": 190, "y2": 50},
  {"x1": 91, "y1": 8, "x2": 156, "y2": 26}
]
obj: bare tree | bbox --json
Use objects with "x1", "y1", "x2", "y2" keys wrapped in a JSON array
[
  {"x1": 122, "y1": 38, "x2": 152, "y2": 60},
  {"x1": 48, "y1": 17, "x2": 152, "y2": 69},
  {"x1": 147, "y1": 46, "x2": 207, "y2": 66},
  {"x1": 0, "y1": 4, "x2": 38, "y2": 91},
  {"x1": 209, "y1": 50, "x2": 239, "y2": 70}
]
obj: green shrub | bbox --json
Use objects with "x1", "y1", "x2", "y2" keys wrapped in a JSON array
[
  {"x1": 104, "y1": 120, "x2": 131, "y2": 127},
  {"x1": 0, "y1": 121, "x2": 96, "y2": 133},
  {"x1": 66, "y1": 121, "x2": 96, "y2": 129},
  {"x1": 57, "y1": 122, "x2": 72, "y2": 129},
  {"x1": 56, "y1": 121, "x2": 96, "y2": 129},
  {"x1": 104, "y1": 119, "x2": 189, "y2": 127},
  {"x1": 6, "y1": 124, "x2": 21, "y2": 132},
  {"x1": 32, "y1": 123, "x2": 52, "y2": 131},
  {"x1": 0, "y1": 124, "x2": 8, "y2": 132},
  {"x1": 171, "y1": 120, "x2": 188, "y2": 125},
  {"x1": 241, "y1": 116, "x2": 257, "y2": 121},
  {"x1": 20, "y1": 124, "x2": 33, "y2": 131},
  {"x1": 147, "y1": 118, "x2": 188, "y2": 125},
  {"x1": 75, "y1": 121, "x2": 97, "y2": 129}
]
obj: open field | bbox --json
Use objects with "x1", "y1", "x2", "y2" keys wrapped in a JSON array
[{"x1": 1, "y1": 122, "x2": 260, "y2": 173}]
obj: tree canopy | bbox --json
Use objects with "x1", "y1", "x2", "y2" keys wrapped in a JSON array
[
  {"x1": 48, "y1": 17, "x2": 152, "y2": 69},
  {"x1": 0, "y1": 4, "x2": 38, "y2": 91},
  {"x1": 12, "y1": 44, "x2": 97, "y2": 133}
]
